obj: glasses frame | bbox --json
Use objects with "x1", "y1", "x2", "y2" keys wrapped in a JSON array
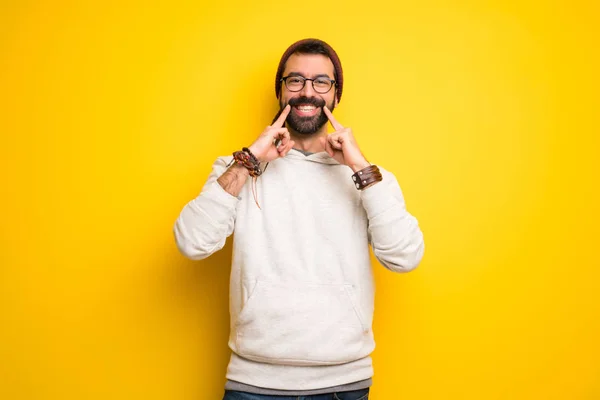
[{"x1": 280, "y1": 75, "x2": 337, "y2": 94}]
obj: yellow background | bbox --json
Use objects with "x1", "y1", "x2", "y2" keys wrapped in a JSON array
[{"x1": 1, "y1": 1, "x2": 599, "y2": 399}]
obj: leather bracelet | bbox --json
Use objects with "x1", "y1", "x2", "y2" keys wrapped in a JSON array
[
  {"x1": 229, "y1": 147, "x2": 264, "y2": 209},
  {"x1": 232, "y1": 148, "x2": 262, "y2": 177},
  {"x1": 352, "y1": 165, "x2": 382, "y2": 190}
]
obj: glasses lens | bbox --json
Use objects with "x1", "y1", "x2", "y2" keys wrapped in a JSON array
[
  {"x1": 285, "y1": 77, "x2": 305, "y2": 92},
  {"x1": 313, "y1": 78, "x2": 333, "y2": 93}
]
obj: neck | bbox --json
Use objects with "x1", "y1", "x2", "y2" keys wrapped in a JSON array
[{"x1": 288, "y1": 125, "x2": 328, "y2": 153}]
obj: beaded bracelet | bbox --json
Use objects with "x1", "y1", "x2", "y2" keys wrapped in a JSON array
[
  {"x1": 232, "y1": 147, "x2": 262, "y2": 177},
  {"x1": 352, "y1": 165, "x2": 383, "y2": 190},
  {"x1": 229, "y1": 147, "x2": 263, "y2": 209}
]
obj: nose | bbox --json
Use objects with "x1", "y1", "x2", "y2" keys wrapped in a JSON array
[{"x1": 299, "y1": 79, "x2": 317, "y2": 97}]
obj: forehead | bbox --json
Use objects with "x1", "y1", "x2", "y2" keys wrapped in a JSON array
[{"x1": 282, "y1": 53, "x2": 335, "y2": 78}]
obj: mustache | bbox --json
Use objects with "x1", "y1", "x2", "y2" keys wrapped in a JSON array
[
  {"x1": 288, "y1": 96, "x2": 326, "y2": 108},
  {"x1": 272, "y1": 97, "x2": 327, "y2": 124}
]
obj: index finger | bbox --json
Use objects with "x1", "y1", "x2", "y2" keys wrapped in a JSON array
[
  {"x1": 323, "y1": 106, "x2": 344, "y2": 130},
  {"x1": 273, "y1": 104, "x2": 291, "y2": 127}
]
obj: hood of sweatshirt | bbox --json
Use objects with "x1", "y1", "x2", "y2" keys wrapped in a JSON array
[{"x1": 284, "y1": 149, "x2": 340, "y2": 165}]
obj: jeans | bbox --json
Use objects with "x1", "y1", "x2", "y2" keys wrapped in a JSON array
[{"x1": 222, "y1": 388, "x2": 369, "y2": 400}]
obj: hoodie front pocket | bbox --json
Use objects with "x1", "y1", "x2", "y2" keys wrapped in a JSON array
[{"x1": 235, "y1": 280, "x2": 372, "y2": 366}]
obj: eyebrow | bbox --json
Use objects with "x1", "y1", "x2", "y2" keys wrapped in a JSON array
[{"x1": 287, "y1": 72, "x2": 333, "y2": 79}]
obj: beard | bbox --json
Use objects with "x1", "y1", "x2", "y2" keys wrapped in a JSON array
[{"x1": 280, "y1": 96, "x2": 334, "y2": 135}]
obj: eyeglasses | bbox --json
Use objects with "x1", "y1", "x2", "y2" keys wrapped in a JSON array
[{"x1": 280, "y1": 75, "x2": 336, "y2": 94}]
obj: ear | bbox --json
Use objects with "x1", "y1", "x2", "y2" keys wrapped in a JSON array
[{"x1": 334, "y1": 95, "x2": 339, "y2": 108}]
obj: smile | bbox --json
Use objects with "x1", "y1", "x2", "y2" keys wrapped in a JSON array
[{"x1": 293, "y1": 104, "x2": 319, "y2": 116}]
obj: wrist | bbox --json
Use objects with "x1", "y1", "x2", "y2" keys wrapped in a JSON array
[
  {"x1": 229, "y1": 161, "x2": 250, "y2": 175},
  {"x1": 350, "y1": 159, "x2": 370, "y2": 173},
  {"x1": 247, "y1": 144, "x2": 263, "y2": 162}
]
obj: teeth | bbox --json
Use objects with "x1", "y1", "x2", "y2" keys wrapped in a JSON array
[{"x1": 297, "y1": 106, "x2": 315, "y2": 111}]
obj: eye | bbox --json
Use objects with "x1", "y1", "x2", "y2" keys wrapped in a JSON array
[{"x1": 288, "y1": 77, "x2": 303, "y2": 84}]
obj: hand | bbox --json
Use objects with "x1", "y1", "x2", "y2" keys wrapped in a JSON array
[
  {"x1": 320, "y1": 106, "x2": 370, "y2": 172},
  {"x1": 248, "y1": 105, "x2": 295, "y2": 162}
]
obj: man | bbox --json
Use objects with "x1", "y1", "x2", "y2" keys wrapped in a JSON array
[{"x1": 174, "y1": 38, "x2": 424, "y2": 400}]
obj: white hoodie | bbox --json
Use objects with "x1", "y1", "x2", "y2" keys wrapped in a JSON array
[{"x1": 174, "y1": 149, "x2": 424, "y2": 390}]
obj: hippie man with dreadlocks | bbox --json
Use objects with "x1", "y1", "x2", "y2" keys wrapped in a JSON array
[{"x1": 174, "y1": 39, "x2": 425, "y2": 400}]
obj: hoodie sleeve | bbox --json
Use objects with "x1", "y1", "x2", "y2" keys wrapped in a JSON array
[
  {"x1": 173, "y1": 157, "x2": 240, "y2": 260},
  {"x1": 360, "y1": 167, "x2": 425, "y2": 272}
]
